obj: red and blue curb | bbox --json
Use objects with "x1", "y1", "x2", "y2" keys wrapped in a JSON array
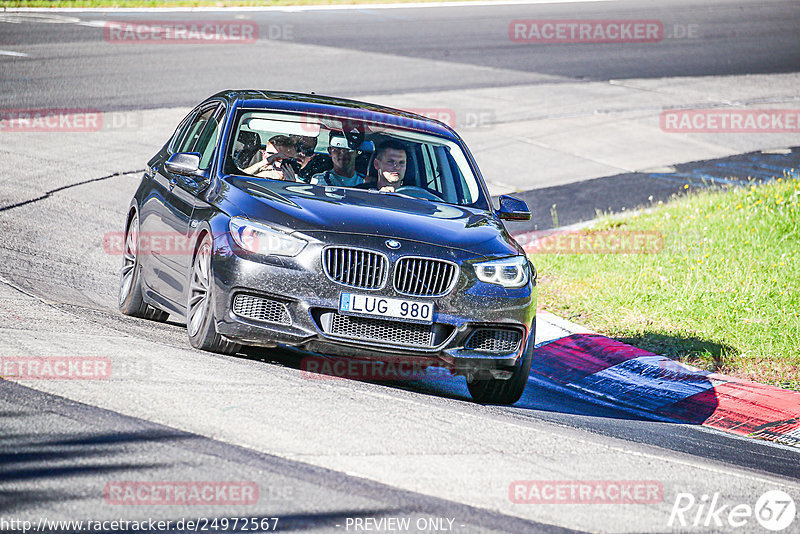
[{"x1": 532, "y1": 316, "x2": 800, "y2": 448}]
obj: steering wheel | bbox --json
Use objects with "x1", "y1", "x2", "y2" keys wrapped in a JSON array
[{"x1": 395, "y1": 186, "x2": 442, "y2": 202}]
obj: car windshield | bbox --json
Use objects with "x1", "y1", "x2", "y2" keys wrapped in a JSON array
[{"x1": 226, "y1": 109, "x2": 487, "y2": 208}]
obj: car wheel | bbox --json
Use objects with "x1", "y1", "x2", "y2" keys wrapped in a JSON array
[
  {"x1": 187, "y1": 234, "x2": 241, "y2": 355},
  {"x1": 466, "y1": 320, "x2": 535, "y2": 405},
  {"x1": 119, "y1": 213, "x2": 169, "y2": 322}
]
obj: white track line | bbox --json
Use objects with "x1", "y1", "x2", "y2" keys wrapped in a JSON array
[{"x1": 0, "y1": 50, "x2": 27, "y2": 57}]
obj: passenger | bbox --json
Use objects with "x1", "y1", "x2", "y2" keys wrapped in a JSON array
[
  {"x1": 311, "y1": 132, "x2": 366, "y2": 187},
  {"x1": 369, "y1": 139, "x2": 409, "y2": 193},
  {"x1": 242, "y1": 134, "x2": 298, "y2": 181},
  {"x1": 292, "y1": 135, "x2": 332, "y2": 182}
]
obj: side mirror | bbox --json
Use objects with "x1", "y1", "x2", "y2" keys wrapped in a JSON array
[
  {"x1": 165, "y1": 152, "x2": 203, "y2": 177},
  {"x1": 497, "y1": 195, "x2": 531, "y2": 221}
]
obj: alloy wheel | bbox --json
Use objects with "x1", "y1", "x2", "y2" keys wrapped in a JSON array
[
  {"x1": 119, "y1": 214, "x2": 139, "y2": 306},
  {"x1": 188, "y1": 240, "x2": 212, "y2": 337}
]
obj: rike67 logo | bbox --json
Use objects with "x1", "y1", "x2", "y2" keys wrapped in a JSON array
[{"x1": 669, "y1": 490, "x2": 796, "y2": 531}]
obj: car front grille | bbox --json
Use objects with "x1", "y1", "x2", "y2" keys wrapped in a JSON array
[
  {"x1": 394, "y1": 257, "x2": 458, "y2": 297},
  {"x1": 323, "y1": 247, "x2": 388, "y2": 290},
  {"x1": 465, "y1": 328, "x2": 522, "y2": 353},
  {"x1": 328, "y1": 314, "x2": 435, "y2": 347},
  {"x1": 232, "y1": 294, "x2": 291, "y2": 325}
]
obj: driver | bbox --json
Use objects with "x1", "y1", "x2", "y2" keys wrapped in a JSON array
[{"x1": 369, "y1": 139, "x2": 408, "y2": 193}]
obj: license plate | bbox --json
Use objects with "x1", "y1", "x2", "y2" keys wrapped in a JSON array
[{"x1": 339, "y1": 293, "x2": 433, "y2": 325}]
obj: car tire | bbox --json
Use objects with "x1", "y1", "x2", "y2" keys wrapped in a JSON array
[
  {"x1": 119, "y1": 213, "x2": 170, "y2": 322},
  {"x1": 187, "y1": 234, "x2": 241, "y2": 355},
  {"x1": 466, "y1": 320, "x2": 535, "y2": 405}
]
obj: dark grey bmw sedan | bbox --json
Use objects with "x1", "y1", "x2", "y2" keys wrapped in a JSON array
[{"x1": 119, "y1": 90, "x2": 537, "y2": 404}]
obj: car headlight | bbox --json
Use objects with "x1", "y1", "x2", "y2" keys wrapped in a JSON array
[
  {"x1": 229, "y1": 217, "x2": 306, "y2": 257},
  {"x1": 474, "y1": 256, "x2": 529, "y2": 288}
]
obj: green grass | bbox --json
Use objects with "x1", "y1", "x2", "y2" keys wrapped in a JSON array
[
  {"x1": 1, "y1": 0, "x2": 467, "y2": 7},
  {"x1": 532, "y1": 174, "x2": 800, "y2": 391}
]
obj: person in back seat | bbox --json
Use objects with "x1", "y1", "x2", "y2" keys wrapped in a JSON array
[
  {"x1": 311, "y1": 132, "x2": 365, "y2": 187},
  {"x1": 242, "y1": 135, "x2": 298, "y2": 181},
  {"x1": 292, "y1": 135, "x2": 332, "y2": 182},
  {"x1": 234, "y1": 130, "x2": 261, "y2": 170}
]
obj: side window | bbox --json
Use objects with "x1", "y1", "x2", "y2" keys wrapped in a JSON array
[
  {"x1": 440, "y1": 147, "x2": 472, "y2": 204},
  {"x1": 420, "y1": 144, "x2": 443, "y2": 194},
  {"x1": 169, "y1": 111, "x2": 197, "y2": 154},
  {"x1": 407, "y1": 145, "x2": 423, "y2": 188},
  {"x1": 195, "y1": 106, "x2": 225, "y2": 170},
  {"x1": 177, "y1": 105, "x2": 218, "y2": 154}
]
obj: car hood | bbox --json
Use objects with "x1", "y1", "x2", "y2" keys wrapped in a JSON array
[{"x1": 221, "y1": 177, "x2": 521, "y2": 258}]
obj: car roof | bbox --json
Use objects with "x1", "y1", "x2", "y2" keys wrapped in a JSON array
[{"x1": 211, "y1": 90, "x2": 460, "y2": 140}]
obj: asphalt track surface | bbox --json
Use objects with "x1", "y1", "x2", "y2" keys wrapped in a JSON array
[
  {"x1": 0, "y1": 0, "x2": 798, "y2": 110},
  {"x1": 1, "y1": 1, "x2": 800, "y2": 532}
]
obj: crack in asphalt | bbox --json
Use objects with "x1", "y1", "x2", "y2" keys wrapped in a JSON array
[{"x1": 0, "y1": 169, "x2": 143, "y2": 213}]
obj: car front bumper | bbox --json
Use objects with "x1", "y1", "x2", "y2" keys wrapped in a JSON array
[{"x1": 210, "y1": 232, "x2": 536, "y2": 375}]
